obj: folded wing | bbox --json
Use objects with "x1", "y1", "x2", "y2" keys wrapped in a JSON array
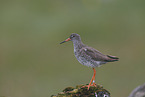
[{"x1": 81, "y1": 47, "x2": 119, "y2": 62}]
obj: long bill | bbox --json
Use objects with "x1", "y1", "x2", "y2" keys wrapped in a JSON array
[{"x1": 60, "y1": 38, "x2": 71, "y2": 44}]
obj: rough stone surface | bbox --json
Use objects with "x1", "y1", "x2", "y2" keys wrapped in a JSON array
[
  {"x1": 128, "y1": 83, "x2": 145, "y2": 97},
  {"x1": 51, "y1": 84, "x2": 110, "y2": 97}
]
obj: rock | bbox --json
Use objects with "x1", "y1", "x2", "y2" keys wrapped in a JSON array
[
  {"x1": 51, "y1": 84, "x2": 110, "y2": 97},
  {"x1": 129, "y1": 83, "x2": 145, "y2": 97}
]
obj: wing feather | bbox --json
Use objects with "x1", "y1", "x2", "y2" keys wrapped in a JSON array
[
  {"x1": 80, "y1": 47, "x2": 119, "y2": 62},
  {"x1": 81, "y1": 47, "x2": 107, "y2": 61}
]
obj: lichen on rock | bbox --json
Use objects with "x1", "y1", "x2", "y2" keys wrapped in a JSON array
[{"x1": 51, "y1": 84, "x2": 110, "y2": 97}]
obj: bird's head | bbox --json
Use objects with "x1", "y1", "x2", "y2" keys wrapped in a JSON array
[{"x1": 60, "y1": 33, "x2": 81, "y2": 44}]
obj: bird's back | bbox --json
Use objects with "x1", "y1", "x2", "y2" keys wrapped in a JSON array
[{"x1": 74, "y1": 46, "x2": 119, "y2": 67}]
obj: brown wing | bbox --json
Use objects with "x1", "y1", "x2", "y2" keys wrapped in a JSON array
[
  {"x1": 81, "y1": 47, "x2": 119, "y2": 62},
  {"x1": 81, "y1": 47, "x2": 108, "y2": 61}
]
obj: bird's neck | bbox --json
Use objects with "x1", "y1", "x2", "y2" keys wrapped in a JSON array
[{"x1": 73, "y1": 40, "x2": 85, "y2": 50}]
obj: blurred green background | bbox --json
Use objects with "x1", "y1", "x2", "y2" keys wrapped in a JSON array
[{"x1": 0, "y1": 0, "x2": 145, "y2": 97}]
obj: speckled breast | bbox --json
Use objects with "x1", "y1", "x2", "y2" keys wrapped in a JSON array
[{"x1": 74, "y1": 50, "x2": 106, "y2": 68}]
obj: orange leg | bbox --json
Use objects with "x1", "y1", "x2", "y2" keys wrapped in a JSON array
[
  {"x1": 82, "y1": 68, "x2": 97, "y2": 90},
  {"x1": 92, "y1": 68, "x2": 96, "y2": 86}
]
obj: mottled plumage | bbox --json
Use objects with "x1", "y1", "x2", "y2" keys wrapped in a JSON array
[
  {"x1": 69, "y1": 33, "x2": 119, "y2": 68},
  {"x1": 60, "y1": 33, "x2": 119, "y2": 90}
]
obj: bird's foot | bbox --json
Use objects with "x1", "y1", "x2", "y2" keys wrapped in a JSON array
[
  {"x1": 92, "y1": 82, "x2": 97, "y2": 86},
  {"x1": 82, "y1": 83, "x2": 97, "y2": 90}
]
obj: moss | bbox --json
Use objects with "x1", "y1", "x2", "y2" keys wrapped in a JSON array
[
  {"x1": 51, "y1": 84, "x2": 110, "y2": 97},
  {"x1": 63, "y1": 87, "x2": 75, "y2": 92}
]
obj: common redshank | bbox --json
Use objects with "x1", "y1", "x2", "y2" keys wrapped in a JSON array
[{"x1": 60, "y1": 33, "x2": 119, "y2": 90}]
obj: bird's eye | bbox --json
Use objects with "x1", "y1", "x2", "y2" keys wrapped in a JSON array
[{"x1": 71, "y1": 35, "x2": 75, "y2": 38}]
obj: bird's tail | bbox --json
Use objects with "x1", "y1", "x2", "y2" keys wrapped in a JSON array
[{"x1": 106, "y1": 55, "x2": 119, "y2": 62}]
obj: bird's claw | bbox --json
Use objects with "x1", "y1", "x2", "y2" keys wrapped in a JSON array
[{"x1": 82, "y1": 83, "x2": 97, "y2": 90}]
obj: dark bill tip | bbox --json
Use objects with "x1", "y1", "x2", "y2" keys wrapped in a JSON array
[
  {"x1": 60, "y1": 41, "x2": 66, "y2": 44},
  {"x1": 60, "y1": 38, "x2": 71, "y2": 44}
]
